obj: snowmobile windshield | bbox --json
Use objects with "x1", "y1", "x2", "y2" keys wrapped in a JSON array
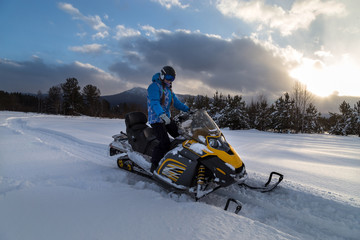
[{"x1": 179, "y1": 110, "x2": 221, "y2": 144}]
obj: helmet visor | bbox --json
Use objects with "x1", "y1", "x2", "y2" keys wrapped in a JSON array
[{"x1": 164, "y1": 74, "x2": 175, "y2": 81}]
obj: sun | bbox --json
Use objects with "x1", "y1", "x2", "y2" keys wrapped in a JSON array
[{"x1": 290, "y1": 56, "x2": 360, "y2": 97}]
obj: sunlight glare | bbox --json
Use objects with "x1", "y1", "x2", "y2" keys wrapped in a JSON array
[{"x1": 290, "y1": 56, "x2": 360, "y2": 97}]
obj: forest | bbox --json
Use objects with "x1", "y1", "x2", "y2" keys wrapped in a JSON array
[{"x1": 1, "y1": 78, "x2": 359, "y2": 136}]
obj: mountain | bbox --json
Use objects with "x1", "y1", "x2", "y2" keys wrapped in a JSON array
[
  {"x1": 101, "y1": 87, "x2": 148, "y2": 108},
  {"x1": 101, "y1": 87, "x2": 191, "y2": 108}
]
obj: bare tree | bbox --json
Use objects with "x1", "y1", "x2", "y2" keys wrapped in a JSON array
[{"x1": 292, "y1": 81, "x2": 313, "y2": 133}]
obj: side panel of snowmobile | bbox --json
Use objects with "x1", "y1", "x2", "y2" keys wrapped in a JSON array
[
  {"x1": 199, "y1": 156, "x2": 236, "y2": 187},
  {"x1": 181, "y1": 138, "x2": 245, "y2": 187},
  {"x1": 155, "y1": 147, "x2": 198, "y2": 188}
]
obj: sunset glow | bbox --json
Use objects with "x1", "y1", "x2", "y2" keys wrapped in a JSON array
[{"x1": 290, "y1": 56, "x2": 360, "y2": 97}]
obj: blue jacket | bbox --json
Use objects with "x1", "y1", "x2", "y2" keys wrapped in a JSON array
[{"x1": 147, "y1": 73, "x2": 189, "y2": 124}]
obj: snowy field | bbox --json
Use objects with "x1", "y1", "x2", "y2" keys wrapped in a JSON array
[{"x1": 0, "y1": 111, "x2": 359, "y2": 240}]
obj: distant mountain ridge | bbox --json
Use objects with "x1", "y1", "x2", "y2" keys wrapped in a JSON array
[
  {"x1": 101, "y1": 87, "x2": 148, "y2": 108},
  {"x1": 100, "y1": 87, "x2": 358, "y2": 114},
  {"x1": 101, "y1": 87, "x2": 191, "y2": 108}
]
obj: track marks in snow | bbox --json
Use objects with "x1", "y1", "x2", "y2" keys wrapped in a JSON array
[
  {"x1": 207, "y1": 181, "x2": 360, "y2": 240},
  {"x1": 0, "y1": 177, "x2": 33, "y2": 196},
  {"x1": 2, "y1": 114, "x2": 359, "y2": 240},
  {"x1": 4, "y1": 116, "x2": 111, "y2": 167}
]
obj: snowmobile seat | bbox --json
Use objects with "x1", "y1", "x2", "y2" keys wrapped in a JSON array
[
  {"x1": 125, "y1": 111, "x2": 148, "y2": 130},
  {"x1": 125, "y1": 112, "x2": 159, "y2": 156}
]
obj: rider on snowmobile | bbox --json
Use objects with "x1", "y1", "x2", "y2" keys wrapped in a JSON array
[{"x1": 147, "y1": 66, "x2": 189, "y2": 172}]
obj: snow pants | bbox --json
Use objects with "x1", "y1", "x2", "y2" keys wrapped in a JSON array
[{"x1": 150, "y1": 120, "x2": 179, "y2": 168}]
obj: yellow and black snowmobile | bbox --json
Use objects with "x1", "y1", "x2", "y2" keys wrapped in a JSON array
[{"x1": 109, "y1": 110, "x2": 283, "y2": 213}]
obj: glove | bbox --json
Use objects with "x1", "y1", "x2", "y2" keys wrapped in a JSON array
[{"x1": 159, "y1": 113, "x2": 171, "y2": 125}]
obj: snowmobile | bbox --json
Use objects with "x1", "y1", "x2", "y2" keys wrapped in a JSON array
[{"x1": 109, "y1": 110, "x2": 283, "y2": 213}]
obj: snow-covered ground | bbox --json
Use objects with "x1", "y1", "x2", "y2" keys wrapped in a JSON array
[{"x1": 0, "y1": 111, "x2": 359, "y2": 240}]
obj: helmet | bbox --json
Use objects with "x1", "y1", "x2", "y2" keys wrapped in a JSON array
[{"x1": 160, "y1": 66, "x2": 176, "y2": 81}]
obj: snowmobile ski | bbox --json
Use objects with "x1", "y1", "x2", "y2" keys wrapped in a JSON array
[
  {"x1": 224, "y1": 198, "x2": 242, "y2": 214},
  {"x1": 239, "y1": 172, "x2": 284, "y2": 192}
]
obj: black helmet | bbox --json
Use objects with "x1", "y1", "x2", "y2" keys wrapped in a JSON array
[{"x1": 160, "y1": 66, "x2": 176, "y2": 81}]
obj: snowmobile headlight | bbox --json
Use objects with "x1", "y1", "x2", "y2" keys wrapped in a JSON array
[
  {"x1": 208, "y1": 136, "x2": 231, "y2": 152},
  {"x1": 208, "y1": 138, "x2": 219, "y2": 148}
]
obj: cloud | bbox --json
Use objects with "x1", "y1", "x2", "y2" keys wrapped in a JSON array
[
  {"x1": 216, "y1": 0, "x2": 347, "y2": 36},
  {"x1": 114, "y1": 25, "x2": 141, "y2": 39},
  {"x1": 0, "y1": 57, "x2": 126, "y2": 95},
  {"x1": 141, "y1": 25, "x2": 172, "y2": 38},
  {"x1": 68, "y1": 44, "x2": 105, "y2": 53},
  {"x1": 109, "y1": 29, "x2": 294, "y2": 97},
  {"x1": 151, "y1": 0, "x2": 189, "y2": 9},
  {"x1": 58, "y1": 2, "x2": 109, "y2": 38},
  {"x1": 92, "y1": 31, "x2": 109, "y2": 40}
]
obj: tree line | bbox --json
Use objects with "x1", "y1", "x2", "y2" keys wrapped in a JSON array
[
  {"x1": 0, "y1": 78, "x2": 144, "y2": 118},
  {"x1": 1, "y1": 79, "x2": 359, "y2": 136},
  {"x1": 183, "y1": 84, "x2": 360, "y2": 137}
]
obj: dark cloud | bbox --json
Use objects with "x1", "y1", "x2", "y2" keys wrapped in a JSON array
[
  {"x1": 0, "y1": 57, "x2": 123, "y2": 95},
  {"x1": 109, "y1": 31, "x2": 293, "y2": 96},
  {"x1": 1, "y1": 31, "x2": 294, "y2": 98}
]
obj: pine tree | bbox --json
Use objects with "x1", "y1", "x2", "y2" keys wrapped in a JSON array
[
  {"x1": 340, "y1": 101, "x2": 354, "y2": 135},
  {"x1": 247, "y1": 95, "x2": 271, "y2": 131},
  {"x1": 46, "y1": 86, "x2": 62, "y2": 114},
  {"x1": 184, "y1": 95, "x2": 195, "y2": 110},
  {"x1": 37, "y1": 90, "x2": 44, "y2": 113},
  {"x1": 210, "y1": 91, "x2": 227, "y2": 125},
  {"x1": 61, "y1": 78, "x2": 83, "y2": 115},
  {"x1": 329, "y1": 101, "x2": 353, "y2": 135},
  {"x1": 247, "y1": 100, "x2": 257, "y2": 129},
  {"x1": 303, "y1": 103, "x2": 322, "y2": 133},
  {"x1": 82, "y1": 84, "x2": 101, "y2": 116},
  {"x1": 219, "y1": 95, "x2": 249, "y2": 130},
  {"x1": 353, "y1": 101, "x2": 360, "y2": 137},
  {"x1": 193, "y1": 95, "x2": 210, "y2": 110},
  {"x1": 270, "y1": 92, "x2": 294, "y2": 133}
]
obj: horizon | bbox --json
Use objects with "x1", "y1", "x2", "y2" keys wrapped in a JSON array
[{"x1": 2, "y1": 85, "x2": 358, "y2": 115}]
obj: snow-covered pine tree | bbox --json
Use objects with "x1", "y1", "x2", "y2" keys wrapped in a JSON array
[
  {"x1": 184, "y1": 95, "x2": 195, "y2": 110},
  {"x1": 247, "y1": 100, "x2": 257, "y2": 129},
  {"x1": 329, "y1": 101, "x2": 353, "y2": 135},
  {"x1": 218, "y1": 94, "x2": 249, "y2": 130},
  {"x1": 247, "y1": 95, "x2": 271, "y2": 131},
  {"x1": 193, "y1": 95, "x2": 210, "y2": 110},
  {"x1": 303, "y1": 103, "x2": 322, "y2": 133},
  {"x1": 352, "y1": 100, "x2": 360, "y2": 137},
  {"x1": 209, "y1": 91, "x2": 227, "y2": 125},
  {"x1": 270, "y1": 92, "x2": 295, "y2": 133}
]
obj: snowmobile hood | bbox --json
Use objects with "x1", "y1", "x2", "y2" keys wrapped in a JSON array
[{"x1": 182, "y1": 137, "x2": 243, "y2": 170}]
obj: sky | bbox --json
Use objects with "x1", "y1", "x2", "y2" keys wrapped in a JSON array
[{"x1": 1, "y1": 0, "x2": 360, "y2": 104}]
